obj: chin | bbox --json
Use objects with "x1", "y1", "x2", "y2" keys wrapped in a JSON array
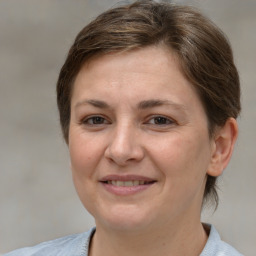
[{"x1": 94, "y1": 204, "x2": 155, "y2": 232}]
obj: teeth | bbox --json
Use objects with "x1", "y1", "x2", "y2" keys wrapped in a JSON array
[
  {"x1": 124, "y1": 181, "x2": 133, "y2": 186},
  {"x1": 116, "y1": 181, "x2": 123, "y2": 186},
  {"x1": 133, "y1": 180, "x2": 139, "y2": 186},
  {"x1": 107, "y1": 180, "x2": 148, "y2": 186}
]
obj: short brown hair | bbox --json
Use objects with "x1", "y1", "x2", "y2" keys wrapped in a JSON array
[{"x1": 57, "y1": 0, "x2": 241, "y2": 207}]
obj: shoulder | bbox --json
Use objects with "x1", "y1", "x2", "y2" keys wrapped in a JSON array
[
  {"x1": 201, "y1": 224, "x2": 243, "y2": 256},
  {"x1": 3, "y1": 228, "x2": 95, "y2": 256}
]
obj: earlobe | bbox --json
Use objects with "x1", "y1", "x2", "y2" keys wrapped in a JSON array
[{"x1": 207, "y1": 118, "x2": 238, "y2": 177}]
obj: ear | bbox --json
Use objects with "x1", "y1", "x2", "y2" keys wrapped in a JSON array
[{"x1": 207, "y1": 118, "x2": 238, "y2": 177}]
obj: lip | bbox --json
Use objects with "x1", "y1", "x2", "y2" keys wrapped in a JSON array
[
  {"x1": 100, "y1": 174, "x2": 156, "y2": 182},
  {"x1": 99, "y1": 175, "x2": 157, "y2": 196}
]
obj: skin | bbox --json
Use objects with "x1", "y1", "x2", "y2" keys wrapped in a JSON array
[{"x1": 68, "y1": 46, "x2": 238, "y2": 256}]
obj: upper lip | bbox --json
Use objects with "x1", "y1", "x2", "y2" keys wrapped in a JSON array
[{"x1": 99, "y1": 175, "x2": 156, "y2": 182}]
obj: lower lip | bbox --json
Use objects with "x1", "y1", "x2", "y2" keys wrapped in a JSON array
[{"x1": 101, "y1": 182, "x2": 155, "y2": 196}]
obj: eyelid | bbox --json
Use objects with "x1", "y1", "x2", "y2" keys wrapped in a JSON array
[
  {"x1": 81, "y1": 115, "x2": 111, "y2": 125},
  {"x1": 79, "y1": 114, "x2": 176, "y2": 126},
  {"x1": 145, "y1": 115, "x2": 176, "y2": 125}
]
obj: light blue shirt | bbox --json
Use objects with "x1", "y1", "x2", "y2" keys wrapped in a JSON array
[{"x1": 4, "y1": 225, "x2": 243, "y2": 256}]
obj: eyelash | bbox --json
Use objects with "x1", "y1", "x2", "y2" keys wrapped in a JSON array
[
  {"x1": 81, "y1": 115, "x2": 110, "y2": 125},
  {"x1": 146, "y1": 115, "x2": 175, "y2": 126},
  {"x1": 81, "y1": 115, "x2": 175, "y2": 127}
]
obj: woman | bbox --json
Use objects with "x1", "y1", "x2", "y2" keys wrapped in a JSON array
[{"x1": 5, "y1": 1, "x2": 242, "y2": 255}]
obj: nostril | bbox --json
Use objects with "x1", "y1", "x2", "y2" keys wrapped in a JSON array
[{"x1": 104, "y1": 131, "x2": 145, "y2": 166}]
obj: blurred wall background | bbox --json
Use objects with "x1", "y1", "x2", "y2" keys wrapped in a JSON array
[{"x1": 0, "y1": 0, "x2": 255, "y2": 255}]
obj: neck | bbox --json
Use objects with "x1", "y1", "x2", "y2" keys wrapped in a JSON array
[{"x1": 89, "y1": 217, "x2": 208, "y2": 256}]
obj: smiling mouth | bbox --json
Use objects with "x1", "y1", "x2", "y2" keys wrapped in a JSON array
[
  {"x1": 100, "y1": 176, "x2": 156, "y2": 195},
  {"x1": 102, "y1": 180, "x2": 155, "y2": 186}
]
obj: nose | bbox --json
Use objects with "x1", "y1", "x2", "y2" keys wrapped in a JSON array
[{"x1": 104, "y1": 123, "x2": 144, "y2": 166}]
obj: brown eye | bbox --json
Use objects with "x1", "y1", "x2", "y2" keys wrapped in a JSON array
[
  {"x1": 83, "y1": 116, "x2": 108, "y2": 125},
  {"x1": 148, "y1": 116, "x2": 174, "y2": 125}
]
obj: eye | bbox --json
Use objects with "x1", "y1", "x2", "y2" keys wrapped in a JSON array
[
  {"x1": 147, "y1": 116, "x2": 175, "y2": 125},
  {"x1": 82, "y1": 116, "x2": 109, "y2": 125}
]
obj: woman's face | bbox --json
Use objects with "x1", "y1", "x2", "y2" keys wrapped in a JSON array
[{"x1": 69, "y1": 46, "x2": 215, "y2": 232}]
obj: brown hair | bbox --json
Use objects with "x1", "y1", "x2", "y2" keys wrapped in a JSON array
[{"x1": 56, "y1": 0, "x2": 240, "y2": 207}]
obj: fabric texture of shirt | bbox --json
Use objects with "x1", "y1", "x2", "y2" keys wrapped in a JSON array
[{"x1": 4, "y1": 225, "x2": 243, "y2": 256}]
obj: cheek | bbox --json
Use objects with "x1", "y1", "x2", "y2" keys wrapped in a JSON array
[
  {"x1": 69, "y1": 131, "x2": 103, "y2": 179},
  {"x1": 148, "y1": 132, "x2": 211, "y2": 179},
  {"x1": 68, "y1": 132, "x2": 103, "y2": 211}
]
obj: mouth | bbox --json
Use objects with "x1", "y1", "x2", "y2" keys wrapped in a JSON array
[
  {"x1": 101, "y1": 180, "x2": 155, "y2": 186},
  {"x1": 99, "y1": 175, "x2": 156, "y2": 195}
]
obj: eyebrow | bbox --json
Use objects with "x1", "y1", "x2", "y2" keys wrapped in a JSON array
[
  {"x1": 75, "y1": 99, "x2": 187, "y2": 112},
  {"x1": 137, "y1": 99, "x2": 187, "y2": 111},
  {"x1": 75, "y1": 99, "x2": 110, "y2": 109}
]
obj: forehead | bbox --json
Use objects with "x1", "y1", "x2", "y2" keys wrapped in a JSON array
[{"x1": 71, "y1": 46, "x2": 201, "y2": 109}]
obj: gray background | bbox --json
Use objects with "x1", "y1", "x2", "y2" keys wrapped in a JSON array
[{"x1": 0, "y1": 0, "x2": 255, "y2": 255}]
